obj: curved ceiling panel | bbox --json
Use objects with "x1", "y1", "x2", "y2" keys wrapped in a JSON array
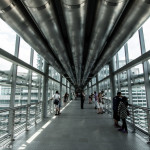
[
  {"x1": 0, "y1": 0, "x2": 65, "y2": 74},
  {"x1": 61, "y1": 0, "x2": 87, "y2": 85},
  {"x1": 22, "y1": 0, "x2": 75, "y2": 84},
  {"x1": 82, "y1": 0, "x2": 128, "y2": 84},
  {"x1": 92, "y1": 0, "x2": 150, "y2": 79}
]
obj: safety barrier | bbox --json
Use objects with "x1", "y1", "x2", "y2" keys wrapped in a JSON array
[{"x1": 103, "y1": 98, "x2": 150, "y2": 143}]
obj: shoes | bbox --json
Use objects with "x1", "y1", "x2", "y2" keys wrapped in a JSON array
[
  {"x1": 118, "y1": 128, "x2": 123, "y2": 131},
  {"x1": 118, "y1": 129, "x2": 128, "y2": 133},
  {"x1": 115, "y1": 124, "x2": 121, "y2": 128},
  {"x1": 122, "y1": 130, "x2": 128, "y2": 133},
  {"x1": 55, "y1": 114, "x2": 58, "y2": 115}
]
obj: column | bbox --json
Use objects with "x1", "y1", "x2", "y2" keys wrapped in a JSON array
[
  {"x1": 116, "y1": 53, "x2": 121, "y2": 91},
  {"x1": 8, "y1": 35, "x2": 20, "y2": 140},
  {"x1": 96, "y1": 74, "x2": 99, "y2": 93},
  {"x1": 124, "y1": 44, "x2": 132, "y2": 104},
  {"x1": 87, "y1": 84, "x2": 89, "y2": 98},
  {"x1": 27, "y1": 48, "x2": 34, "y2": 104},
  {"x1": 60, "y1": 75, "x2": 62, "y2": 104},
  {"x1": 42, "y1": 61, "x2": 49, "y2": 118},
  {"x1": 139, "y1": 28, "x2": 150, "y2": 138},
  {"x1": 109, "y1": 60, "x2": 115, "y2": 100}
]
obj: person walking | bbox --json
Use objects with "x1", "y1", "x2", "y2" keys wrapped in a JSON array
[
  {"x1": 97, "y1": 92, "x2": 103, "y2": 114},
  {"x1": 118, "y1": 96, "x2": 129, "y2": 133},
  {"x1": 94, "y1": 91, "x2": 98, "y2": 109},
  {"x1": 113, "y1": 92, "x2": 122, "y2": 127},
  {"x1": 63, "y1": 92, "x2": 68, "y2": 106},
  {"x1": 53, "y1": 91, "x2": 60, "y2": 115},
  {"x1": 81, "y1": 91, "x2": 85, "y2": 109}
]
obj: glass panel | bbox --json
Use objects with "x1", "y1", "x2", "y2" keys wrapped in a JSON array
[
  {"x1": 128, "y1": 32, "x2": 141, "y2": 62},
  {"x1": 31, "y1": 88, "x2": 38, "y2": 103},
  {"x1": 93, "y1": 85, "x2": 96, "y2": 92},
  {"x1": 0, "y1": 86, "x2": 11, "y2": 109},
  {"x1": 118, "y1": 47, "x2": 126, "y2": 68},
  {"x1": 0, "y1": 57, "x2": 12, "y2": 72},
  {"x1": 142, "y1": 17, "x2": 150, "y2": 52},
  {"x1": 33, "y1": 50, "x2": 42, "y2": 71},
  {"x1": 19, "y1": 38, "x2": 31, "y2": 64},
  {"x1": 0, "y1": 19, "x2": 16, "y2": 55},
  {"x1": 132, "y1": 85, "x2": 147, "y2": 107},
  {"x1": 0, "y1": 57, "x2": 12, "y2": 109},
  {"x1": 62, "y1": 77, "x2": 66, "y2": 85},
  {"x1": 92, "y1": 77, "x2": 96, "y2": 85},
  {"x1": 121, "y1": 87, "x2": 129, "y2": 97},
  {"x1": 15, "y1": 66, "x2": 29, "y2": 106},
  {"x1": 113, "y1": 55, "x2": 117, "y2": 71},
  {"x1": 15, "y1": 86, "x2": 28, "y2": 106},
  {"x1": 62, "y1": 85, "x2": 66, "y2": 97},
  {"x1": 119, "y1": 71, "x2": 128, "y2": 87},
  {"x1": 89, "y1": 82, "x2": 91, "y2": 87}
]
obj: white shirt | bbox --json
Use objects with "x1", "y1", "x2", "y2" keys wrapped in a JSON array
[{"x1": 53, "y1": 93, "x2": 60, "y2": 100}]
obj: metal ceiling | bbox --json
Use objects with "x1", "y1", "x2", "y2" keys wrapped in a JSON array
[{"x1": 0, "y1": 0, "x2": 150, "y2": 88}]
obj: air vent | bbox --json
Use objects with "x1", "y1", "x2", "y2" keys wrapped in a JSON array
[
  {"x1": 104, "y1": 0, "x2": 125, "y2": 6},
  {"x1": 63, "y1": 1, "x2": 86, "y2": 9},
  {"x1": 104, "y1": 1, "x2": 118, "y2": 6}
]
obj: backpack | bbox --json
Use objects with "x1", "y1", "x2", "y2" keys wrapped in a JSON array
[{"x1": 54, "y1": 99, "x2": 59, "y2": 105}]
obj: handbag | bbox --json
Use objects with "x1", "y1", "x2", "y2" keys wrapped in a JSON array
[{"x1": 54, "y1": 99, "x2": 59, "y2": 105}]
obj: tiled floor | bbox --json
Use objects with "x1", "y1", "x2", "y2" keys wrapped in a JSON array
[{"x1": 6, "y1": 100, "x2": 150, "y2": 150}]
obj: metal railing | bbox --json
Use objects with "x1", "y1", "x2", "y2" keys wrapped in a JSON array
[
  {"x1": 103, "y1": 98, "x2": 150, "y2": 142},
  {"x1": 47, "y1": 99, "x2": 55, "y2": 115},
  {"x1": 0, "y1": 102, "x2": 42, "y2": 145}
]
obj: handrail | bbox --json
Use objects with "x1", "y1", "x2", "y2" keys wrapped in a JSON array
[
  {"x1": 0, "y1": 101, "x2": 42, "y2": 113},
  {"x1": 103, "y1": 98, "x2": 150, "y2": 111},
  {"x1": 103, "y1": 98, "x2": 150, "y2": 142}
]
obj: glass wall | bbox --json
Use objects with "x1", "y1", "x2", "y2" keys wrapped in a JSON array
[
  {"x1": 142, "y1": 17, "x2": 150, "y2": 52},
  {"x1": 0, "y1": 19, "x2": 16, "y2": 55},
  {"x1": 0, "y1": 18, "x2": 70, "y2": 110},
  {"x1": 86, "y1": 17, "x2": 150, "y2": 134}
]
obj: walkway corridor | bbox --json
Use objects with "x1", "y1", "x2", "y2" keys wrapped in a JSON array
[{"x1": 11, "y1": 100, "x2": 150, "y2": 150}]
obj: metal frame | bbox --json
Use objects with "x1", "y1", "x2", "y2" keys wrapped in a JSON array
[
  {"x1": 139, "y1": 28, "x2": 150, "y2": 141},
  {"x1": 8, "y1": 35, "x2": 20, "y2": 141}
]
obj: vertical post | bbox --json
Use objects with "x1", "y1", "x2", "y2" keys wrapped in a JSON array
[
  {"x1": 124, "y1": 44, "x2": 132, "y2": 104},
  {"x1": 116, "y1": 53, "x2": 121, "y2": 91},
  {"x1": 87, "y1": 84, "x2": 89, "y2": 98},
  {"x1": 139, "y1": 28, "x2": 150, "y2": 139},
  {"x1": 42, "y1": 61, "x2": 49, "y2": 118},
  {"x1": 60, "y1": 75, "x2": 63, "y2": 106},
  {"x1": 66, "y1": 80, "x2": 68, "y2": 94},
  {"x1": 124, "y1": 44, "x2": 135, "y2": 132},
  {"x1": 109, "y1": 60, "x2": 115, "y2": 116},
  {"x1": 91, "y1": 81, "x2": 93, "y2": 93},
  {"x1": 109, "y1": 60, "x2": 115, "y2": 100},
  {"x1": 96, "y1": 74, "x2": 99, "y2": 93},
  {"x1": 26, "y1": 48, "x2": 34, "y2": 130},
  {"x1": 69, "y1": 83, "x2": 71, "y2": 101},
  {"x1": 8, "y1": 35, "x2": 20, "y2": 141},
  {"x1": 38, "y1": 56, "x2": 43, "y2": 102},
  {"x1": 28, "y1": 49, "x2": 33, "y2": 105}
]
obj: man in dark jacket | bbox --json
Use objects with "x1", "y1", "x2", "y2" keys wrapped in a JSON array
[
  {"x1": 113, "y1": 92, "x2": 122, "y2": 127},
  {"x1": 81, "y1": 91, "x2": 85, "y2": 109}
]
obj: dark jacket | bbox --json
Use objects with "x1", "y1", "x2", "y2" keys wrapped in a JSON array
[{"x1": 113, "y1": 96, "x2": 122, "y2": 111}]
